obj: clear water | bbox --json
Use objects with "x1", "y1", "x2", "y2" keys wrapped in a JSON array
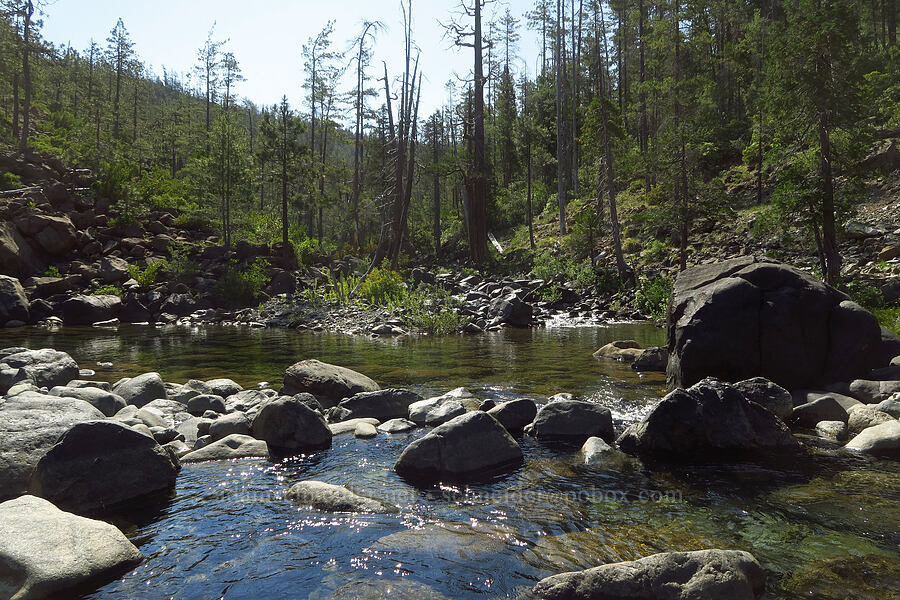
[{"x1": 2, "y1": 324, "x2": 897, "y2": 600}]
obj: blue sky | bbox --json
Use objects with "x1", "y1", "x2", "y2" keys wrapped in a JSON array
[{"x1": 40, "y1": 0, "x2": 542, "y2": 120}]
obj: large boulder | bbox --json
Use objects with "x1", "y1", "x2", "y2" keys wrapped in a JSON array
[
  {"x1": 845, "y1": 421, "x2": 900, "y2": 457},
  {"x1": 791, "y1": 396, "x2": 849, "y2": 428},
  {"x1": 395, "y1": 411, "x2": 523, "y2": 481},
  {"x1": 593, "y1": 340, "x2": 643, "y2": 363},
  {"x1": 0, "y1": 274, "x2": 29, "y2": 325},
  {"x1": 666, "y1": 257, "x2": 883, "y2": 390},
  {"x1": 0, "y1": 392, "x2": 105, "y2": 500},
  {"x1": 488, "y1": 293, "x2": 533, "y2": 327},
  {"x1": 14, "y1": 213, "x2": 77, "y2": 255},
  {"x1": 0, "y1": 495, "x2": 143, "y2": 600},
  {"x1": 733, "y1": 377, "x2": 793, "y2": 420},
  {"x1": 0, "y1": 220, "x2": 43, "y2": 277},
  {"x1": 251, "y1": 395, "x2": 332, "y2": 454},
  {"x1": 531, "y1": 549, "x2": 765, "y2": 600},
  {"x1": 98, "y1": 256, "x2": 129, "y2": 282},
  {"x1": 487, "y1": 398, "x2": 538, "y2": 432},
  {"x1": 49, "y1": 385, "x2": 126, "y2": 417},
  {"x1": 408, "y1": 395, "x2": 465, "y2": 426},
  {"x1": 208, "y1": 411, "x2": 251, "y2": 440},
  {"x1": 112, "y1": 372, "x2": 167, "y2": 407},
  {"x1": 617, "y1": 378, "x2": 799, "y2": 459},
  {"x1": 59, "y1": 294, "x2": 122, "y2": 326},
  {"x1": 0, "y1": 348, "x2": 79, "y2": 391},
  {"x1": 29, "y1": 420, "x2": 180, "y2": 515},
  {"x1": 180, "y1": 434, "x2": 269, "y2": 463},
  {"x1": 285, "y1": 481, "x2": 394, "y2": 513},
  {"x1": 329, "y1": 388, "x2": 423, "y2": 422},
  {"x1": 281, "y1": 359, "x2": 379, "y2": 405},
  {"x1": 529, "y1": 400, "x2": 614, "y2": 443},
  {"x1": 632, "y1": 346, "x2": 669, "y2": 372}
]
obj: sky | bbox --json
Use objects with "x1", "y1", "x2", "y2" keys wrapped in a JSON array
[{"x1": 39, "y1": 0, "x2": 543, "y2": 120}]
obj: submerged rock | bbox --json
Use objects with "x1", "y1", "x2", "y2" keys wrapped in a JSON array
[
  {"x1": 180, "y1": 434, "x2": 269, "y2": 462},
  {"x1": 593, "y1": 340, "x2": 643, "y2": 363},
  {"x1": 531, "y1": 549, "x2": 765, "y2": 600},
  {"x1": 617, "y1": 378, "x2": 799, "y2": 459},
  {"x1": 0, "y1": 495, "x2": 143, "y2": 600},
  {"x1": 29, "y1": 420, "x2": 180, "y2": 515},
  {"x1": 281, "y1": 359, "x2": 379, "y2": 405},
  {"x1": 285, "y1": 481, "x2": 393, "y2": 513},
  {"x1": 395, "y1": 411, "x2": 523, "y2": 481}
]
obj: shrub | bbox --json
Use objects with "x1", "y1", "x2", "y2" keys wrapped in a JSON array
[
  {"x1": 873, "y1": 307, "x2": 900, "y2": 336},
  {"x1": 635, "y1": 275, "x2": 673, "y2": 319},
  {"x1": 43, "y1": 266, "x2": 61, "y2": 278},
  {"x1": 167, "y1": 243, "x2": 198, "y2": 280},
  {"x1": 127, "y1": 260, "x2": 165, "y2": 288},
  {"x1": 91, "y1": 284, "x2": 122, "y2": 297},
  {"x1": 842, "y1": 280, "x2": 885, "y2": 311},
  {"x1": 359, "y1": 267, "x2": 404, "y2": 305},
  {"x1": 0, "y1": 171, "x2": 21, "y2": 191},
  {"x1": 216, "y1": 258, "x2": 270, "y2": 307}
]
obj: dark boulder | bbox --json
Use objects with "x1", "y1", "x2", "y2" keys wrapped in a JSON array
[
  {"x1": 29, "y1": 420, "x2": 180, "y2": 515},
  {"x1": 251, "y1": 395, "x2": 332, "y2": 454},
  {"x1": 667, "y1": 257, "x2": 883, "y2": 390},
  {"x1": 631, "y1": 346, "x2": 668, "y2": 372},
  {"x1": 60, "y1": 294, "x2": 121, "y2": 325},
  {"x1": 395, "y1": 411, "x2": 523, "y2": 481},
  {"x1": 487, "y1": 398, "x2": 538, "y2": 432},
  {"x1": 488, "y1": 293, "x2": 533, "y2": 327},
  {"x1": 529, "y1": 400, "x2": 614, "y2": 443},
  {"x1": 733, "y1": 377, "x2": 793, "y2": 420},
  {"x1": 617, "y1": 378, "x2": 799, "y2": 459},
  {"x1": 0, "y1": 274, "x2": 30, "y2": 325},
  {"x1": 328, "y1": 388, "x2": 423, "y2": 422}
]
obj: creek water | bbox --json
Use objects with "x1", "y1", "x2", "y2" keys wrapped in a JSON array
[{"x1": 1, "y1": 323, "x2": 898, "y2": 599}]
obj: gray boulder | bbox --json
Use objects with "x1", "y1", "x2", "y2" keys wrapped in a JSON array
[
  {"x1": 847, "y1": 405, "x2": 895, "y2": 434},
  {"x1": 112, "y1": 372, "x2": 167, "y2": 407},
  {"x1": 0, "y1": 220, "x2": 43, "y2": 278},
  {"x1": 180, "y1": 434, "x2": 269, "y2": 463},
  {"x1": 395, "y1": 411, "x2": 523, "y2": 480},
  {"x1": 631, "y1": 346, "x2": 669, "y2": 372},
  {"x1": 617, "y1": 378, "x2": 799, "y2": 459},
  {"x1": 874, "y1": 397, "x2": 900, "y2": 418},
  {"x1": 329, "y1": 417, "x2": 380, "y2": 436},
  {"x1": 792, "y1": 396, "x2": 849, "y2": 428},
  {"x1": 225, "y1": 389, "x2": 272, "y2": 414},
  {"x1": 14, "y1": 213, "x2": 77, "y2": 255},
  {"x1": 377, "y1": 418, "x2": 418, "y2": 434},
  {"x1": 281, "y1": 359, "x2": 379, "y2": 405},
  {"x1": 29, "y1": 420, "x2": 179, "y2": 515},
  {"x1": 845, "y1": 420, "x2": 900, "y2": 457},
  {"x1": 0, "y1": 495, "x2": 143, "y2": 600},
  {"x1": 330, "y1": 388, "x2": 423, "y2": 422},
  {"x1": 531, "y1": 549, "x2": 765, "y2": 600},
  {"x1": 0, "y1": 392, "x2": 105, "y2": 500},
  {"x1": 285, "y1": 481, "x2": 394, "y2": 513},
  {"x1": 208, "y1": 411, "x2": 251, "y2": 440},
  {"x1": 845, "y1": 379, "x2": 900, "y2": 404},
  {"x1": 204, "y1": 378, "x2": 243, "y2": 397},
  {"x1": 487, "y1": 398, "x2": 537, "y2": 432},
  {"x1": 666, "y1": 257, "x2": 883, "y2": 390},
  {"x1": 733, "y1": 377, "x2": 793, "y2": 420},
  {"x1": 593, "y1": 340, "x2": 643, "y2": 362},
  {"x1": 59, "y1": 294, "x2": 121, "y2": 325},
  {"x1": 98, "y1": 256, "x2": 129, "y2": 282},
  {"x1": 186, "y1": 393, "x2": 226, "y2": 416},
  {"x1": 815, "y1": 420, "x2": 849, "y2": 442},
  {"x1": 529, "y1": 400, "x2": 614, "y2": 443},
  {"x1": 251, "y1": 396, "x2": 332, "y2": 454},
  {"x1": 0, "y1": 274, "x2": 30, "y2": 325},
  {"x1": 49, "y1": 385, "x2": 126, "y2": 417},
  {"x1": 488, "y1": 293, "x2": 533, "y2": 327},
  {"x1": 0, "y1": 348, "x2": 79, "y2": 391}
]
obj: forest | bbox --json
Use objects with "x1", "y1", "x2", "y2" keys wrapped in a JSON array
[{"x1": 1, "y1": 0, "x2": 898, "y2": 294}]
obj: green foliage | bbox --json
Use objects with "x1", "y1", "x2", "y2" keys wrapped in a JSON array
[
  {"x1": 532, "y1": 251, "x2": 576, "y2": 282},
  {"x1": 43, "y1": 265, "x2": 61, "y2": 278},
  {"x1": 635, "y1": 275, "x2": 673, "y2": 319},
  {"x1": 133, "y1": 166, "x2": 189, "y2": 211},
  {"x1": 91, "y1": 284, "x2": 122, "y2": 297},
  {"x1": 167, "y1": 243, "x2": 198, "y2": 280},
  {"x1": 358, "y1": 267, "x2": 405, "y2": 306},
  {"x1": 873, "y1": 307, "x2": 900, "y2": 336},
  {"x1": 127, "y1": 260, "x2": 165, "y2": 288},
  {"x1": 390, "y1": 285, "x2": 471, "y2": 335},
  {"x1": 295, "y1": 237, "x2": 320, "y2": 266},
  {"x1": 215, "y1": 258, "x2": 270, "y2": 307},
  {"x1": 0, "y1": 171, "x2": 21, "y2": 191},
  {"x1": 842, "y1": 280, "x2": 885, "y2": 311}
]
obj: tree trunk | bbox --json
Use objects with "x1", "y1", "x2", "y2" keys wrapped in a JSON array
[
  {"x1": 556, "y1": 0, "x2": 568, "y2": 236},
  {"x1": 19, "y1": 1, "x2": 34, "y2": 151},
  {"x1": 469, "y1": 0, "x2": 490, "y2": 264},
  {"x1": 819, "y1": 110, "x2": 840, "y2": 285},
  {"x1": 433, "y1": 116, "x2": 441, "y2": 257}
]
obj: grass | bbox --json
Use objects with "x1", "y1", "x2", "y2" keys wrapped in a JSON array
[{"x1": 874, "y1": 307, "x2": 900, "y2": 337}]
